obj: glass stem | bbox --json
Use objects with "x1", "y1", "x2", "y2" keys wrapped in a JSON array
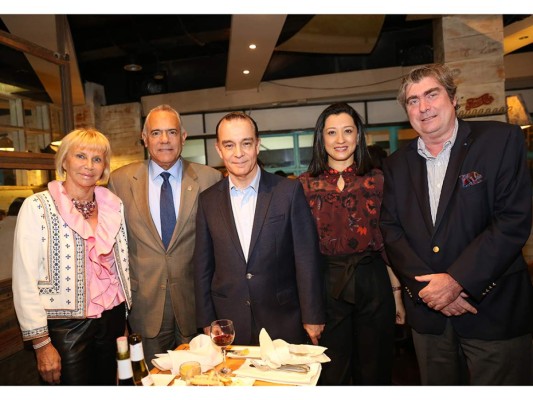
[{"x1": 222, "y1": 349, "x2": 227, "y2": 369}]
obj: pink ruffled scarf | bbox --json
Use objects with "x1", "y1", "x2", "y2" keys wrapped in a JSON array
[{"x1": 48, "y1": 181, "x2": 126, "y2": 318}]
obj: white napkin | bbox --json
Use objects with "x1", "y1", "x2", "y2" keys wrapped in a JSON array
[
  {"x1": 233, "y1": 359, "x2": 322, "y2": 386},
  {"x1": 259, "y1": 328, "x2": 330, "y2": 369},
  {"x1": 150, "y1": 373, "x2": 175, "y2": 386},
  {"x1": 232, "y1": 328, "x2": 329, "y2": 385},
  {"x1": 151, "y1": 334, "x2": 223, "y2": 375},
  {"x1": 151, "y1": 355, "x2": 173, "y2": 371}
]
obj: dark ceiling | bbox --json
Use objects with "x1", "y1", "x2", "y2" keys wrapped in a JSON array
[
  {"x1": 67, "y1": 14, "x2": 435, "y2": 105},
  {"x1": 0, "y1": 15, "x2": 531, "y2": 106}
]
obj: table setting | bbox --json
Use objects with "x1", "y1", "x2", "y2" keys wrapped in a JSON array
[
  {"x1": 231, "y1": 328, "x2": 330, "y2": 386},
  {"x1": 150, "y1": 319, "x2": 330, "y2": 386}
]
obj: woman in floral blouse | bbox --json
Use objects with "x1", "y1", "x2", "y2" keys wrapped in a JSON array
[{"x1": 299, "y1": 102, "x2": 405, "y2": 385}]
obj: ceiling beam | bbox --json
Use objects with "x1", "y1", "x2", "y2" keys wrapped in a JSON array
[
  {"x1": 503, "y1": 15, "x2": 533, "y2": 55},
  {"x1": 225, "y1": 15, "x2": 286, "y2": 91},
  {"x1": 1, "y1": 15, "x2": 85, "y2": 106},
  {"x1": 275, "y1": 15, "x2": 385, "y2": 54}
]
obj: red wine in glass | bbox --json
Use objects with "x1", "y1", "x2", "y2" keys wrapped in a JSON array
[
  {"x1": 213, "y1": 334, "x2": 234, "y2": 347},
  {"x1": 210, "y1": 319, "x2": 235, "y2": 376}
]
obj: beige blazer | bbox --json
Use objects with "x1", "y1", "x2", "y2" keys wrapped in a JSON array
[{"x1": 108, "y1": 159, "x2": 222, "y2": 338}]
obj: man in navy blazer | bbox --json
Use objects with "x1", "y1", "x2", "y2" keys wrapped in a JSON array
[
  {"x1": 380, "y1": 64, "x2": 533, "y2": 385},
  {"x1": 194, "y1": 112, "x2": 325, "y2": 346}
]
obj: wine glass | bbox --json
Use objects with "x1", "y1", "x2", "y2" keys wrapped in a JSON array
[{"x1": 209, "y1": 319, "x2": 235, "y2": 376}]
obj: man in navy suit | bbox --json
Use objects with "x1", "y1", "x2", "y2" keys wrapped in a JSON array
[
  {"x1": 193, "y1": 112, "x2": 325, "y2": 346},
  {"x1": 380, "y1": 64, "x2": 533, "y2": 385}
]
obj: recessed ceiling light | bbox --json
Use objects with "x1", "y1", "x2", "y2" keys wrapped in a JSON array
[
  {"x1": 249, "y1": 44, "x2": 257, "y2": 49},
  {"x1": 243, "y1": 70, "x2": 250, "y2": 75}
]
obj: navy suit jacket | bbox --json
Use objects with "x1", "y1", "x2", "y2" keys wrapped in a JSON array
[
  {"x1": 193, "y1": 169, "x2": 325, "y2": 345},
  {"x1": 380, "y1": 119, "x2": 533, "y2": 339}
]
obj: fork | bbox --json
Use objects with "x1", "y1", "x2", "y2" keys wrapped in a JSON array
[{"x1": 249, "y1": 359, "x2": 310, "y2": 373}]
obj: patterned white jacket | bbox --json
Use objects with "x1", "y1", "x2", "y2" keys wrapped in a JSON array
[{"x1": 12, "y1": 183, "x2": 132, "y2": 340}]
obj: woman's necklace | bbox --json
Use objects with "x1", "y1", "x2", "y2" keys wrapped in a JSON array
[{"x1": 71, "y1": 195, "x2": 96, "y2": 219}]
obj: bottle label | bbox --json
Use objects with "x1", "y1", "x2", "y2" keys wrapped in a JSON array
[
  {"x1": 117, "y1": 359, "x2": 133, "y2": 379},
  {"x1": 140, "y1": 374, "x2": 154, "y2": 386},
  {"x1": 130, "y1": 343, "x2": 144, "y2": 362}
]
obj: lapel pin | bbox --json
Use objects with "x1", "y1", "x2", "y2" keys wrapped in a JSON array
[{"x1": 187, "y1": 185, "x2": 192, "y2": 191}]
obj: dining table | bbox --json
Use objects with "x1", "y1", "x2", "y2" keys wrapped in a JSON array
[{"x1": 149, "y1": 343, "x2": 295, "y2": 386}]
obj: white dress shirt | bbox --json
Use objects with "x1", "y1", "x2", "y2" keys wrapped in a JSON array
[
  {"x1": 148, "y1": 159, "x2": 182, "y2": 238},
  {"x1": 417, "y1": 119, "x2": 458, "y2": 224},
  {"x1": 229, "y1": 168, "x2": 261, "y2": 262}
]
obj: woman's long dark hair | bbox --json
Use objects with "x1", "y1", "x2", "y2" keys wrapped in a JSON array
[{"x1": 307, "y1": 102, "x2": 372, "y2": 177}]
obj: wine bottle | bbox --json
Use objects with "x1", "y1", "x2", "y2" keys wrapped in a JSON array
[
  {"x1": 116, "y1": 336, "x2": 135, "y2": 386},
  {"x1": 128, "y1": 333, "x2": 154, "y2": 386}
]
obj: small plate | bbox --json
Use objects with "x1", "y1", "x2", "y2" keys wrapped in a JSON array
[
  {"x1": 226, "y1": 346, "x2": 261, "y2": 359},
  {"x1": 289, "y1": 344, "x2": 327, "y2": 357}
]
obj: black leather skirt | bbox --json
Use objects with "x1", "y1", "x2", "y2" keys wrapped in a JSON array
[{"x1": 47, "y1": 302, "x2": 126, "y2": 385}]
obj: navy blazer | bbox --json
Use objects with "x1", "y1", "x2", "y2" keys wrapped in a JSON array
[
  {"x1": 193, "y1": 169, "x2": 325, "y2": 345},
  {"x1": 380, "y1": 119, "x2": 533, "y2": 340}
]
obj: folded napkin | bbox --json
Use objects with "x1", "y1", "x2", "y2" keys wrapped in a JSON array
[
  {"x1": 151, "y1": 334, "x2": 223, "y2": 375},
  {"x1": 151, "y1": 355, "x2": 173, "y2": 372},
  {"x1": 233, "y1": 328, "x2": 329, "y2": 385},
  {"x1": 259, "y1": 328, "x2": 330, "y2": 369},
  {"x1": 234, "y1": 359, "x2": 322, "y2": 386}
]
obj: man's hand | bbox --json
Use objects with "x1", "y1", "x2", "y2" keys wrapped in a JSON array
[
  {"x1": 440, "y1": 292, "x2": 478, "y2": 316},
  {"x1": 416, "y1": 273, "x2": 462, "y2": 310},
  {"x1": 303, "y1": 323, "x2": 325, "y2": 345}
]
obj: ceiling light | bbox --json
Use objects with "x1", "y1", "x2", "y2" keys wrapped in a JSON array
[
  {"x1": 124, "y1": 63, "x2": 142, "y2": 72},
  {"x1": 243, "y1": 70, "x2": 250, "y2": 75},
  {"x1": 124, "y1": 55, "x2": 142, "y2": 72},
  {"x1": 506, "y1": 94, "x2": 532, "y2": 129},
  {"x1": 249, "y1": 44, "x2": 257, "y2": 49},
  {"x1": 153, "y1": 70, "x2": 166, "y2": 80}
]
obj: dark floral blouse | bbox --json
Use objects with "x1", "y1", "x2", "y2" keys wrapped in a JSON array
[{"x1": 299, "y1": 163, "x2": 385, "y2": 257}]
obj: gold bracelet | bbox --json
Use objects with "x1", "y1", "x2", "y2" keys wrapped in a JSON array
[{"x1": 392, "y1": 286, "x2": 402, "y2": 292}]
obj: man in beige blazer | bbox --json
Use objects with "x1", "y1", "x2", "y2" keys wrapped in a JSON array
[{"x1": 108, "y1": 104, "x2": 222, "y2": 367}]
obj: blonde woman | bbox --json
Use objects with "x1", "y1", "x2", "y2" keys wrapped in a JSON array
[{"x1": 12, "y1": 129, "x2": 131, "y2": 385}]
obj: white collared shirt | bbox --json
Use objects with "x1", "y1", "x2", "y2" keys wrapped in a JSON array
[
  {"x1": 148, "y1": 159, "x2": 183, "y2": 238},
  {"x1": 229, "y1": 168, "x2": 261, "y2": 261},
  {"x1": 417, "y1": 119, "x2": 458, "y2": 225}
]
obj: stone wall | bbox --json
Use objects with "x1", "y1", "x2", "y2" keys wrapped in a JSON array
[{"x1": 74, "y1": 102, "x2": 145, "y2": 173}]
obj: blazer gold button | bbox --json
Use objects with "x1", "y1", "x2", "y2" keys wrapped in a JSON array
[
  {"x1": 432, "y1": 246, "x2": 440, "y2": 253},
  {"x1": 246, "y1": 273, "x2": 253, "y2": 279}
]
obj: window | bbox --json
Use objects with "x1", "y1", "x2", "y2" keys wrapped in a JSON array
[{"x1": 258, "y1": 131, "x2": 313, "y2": 176}]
